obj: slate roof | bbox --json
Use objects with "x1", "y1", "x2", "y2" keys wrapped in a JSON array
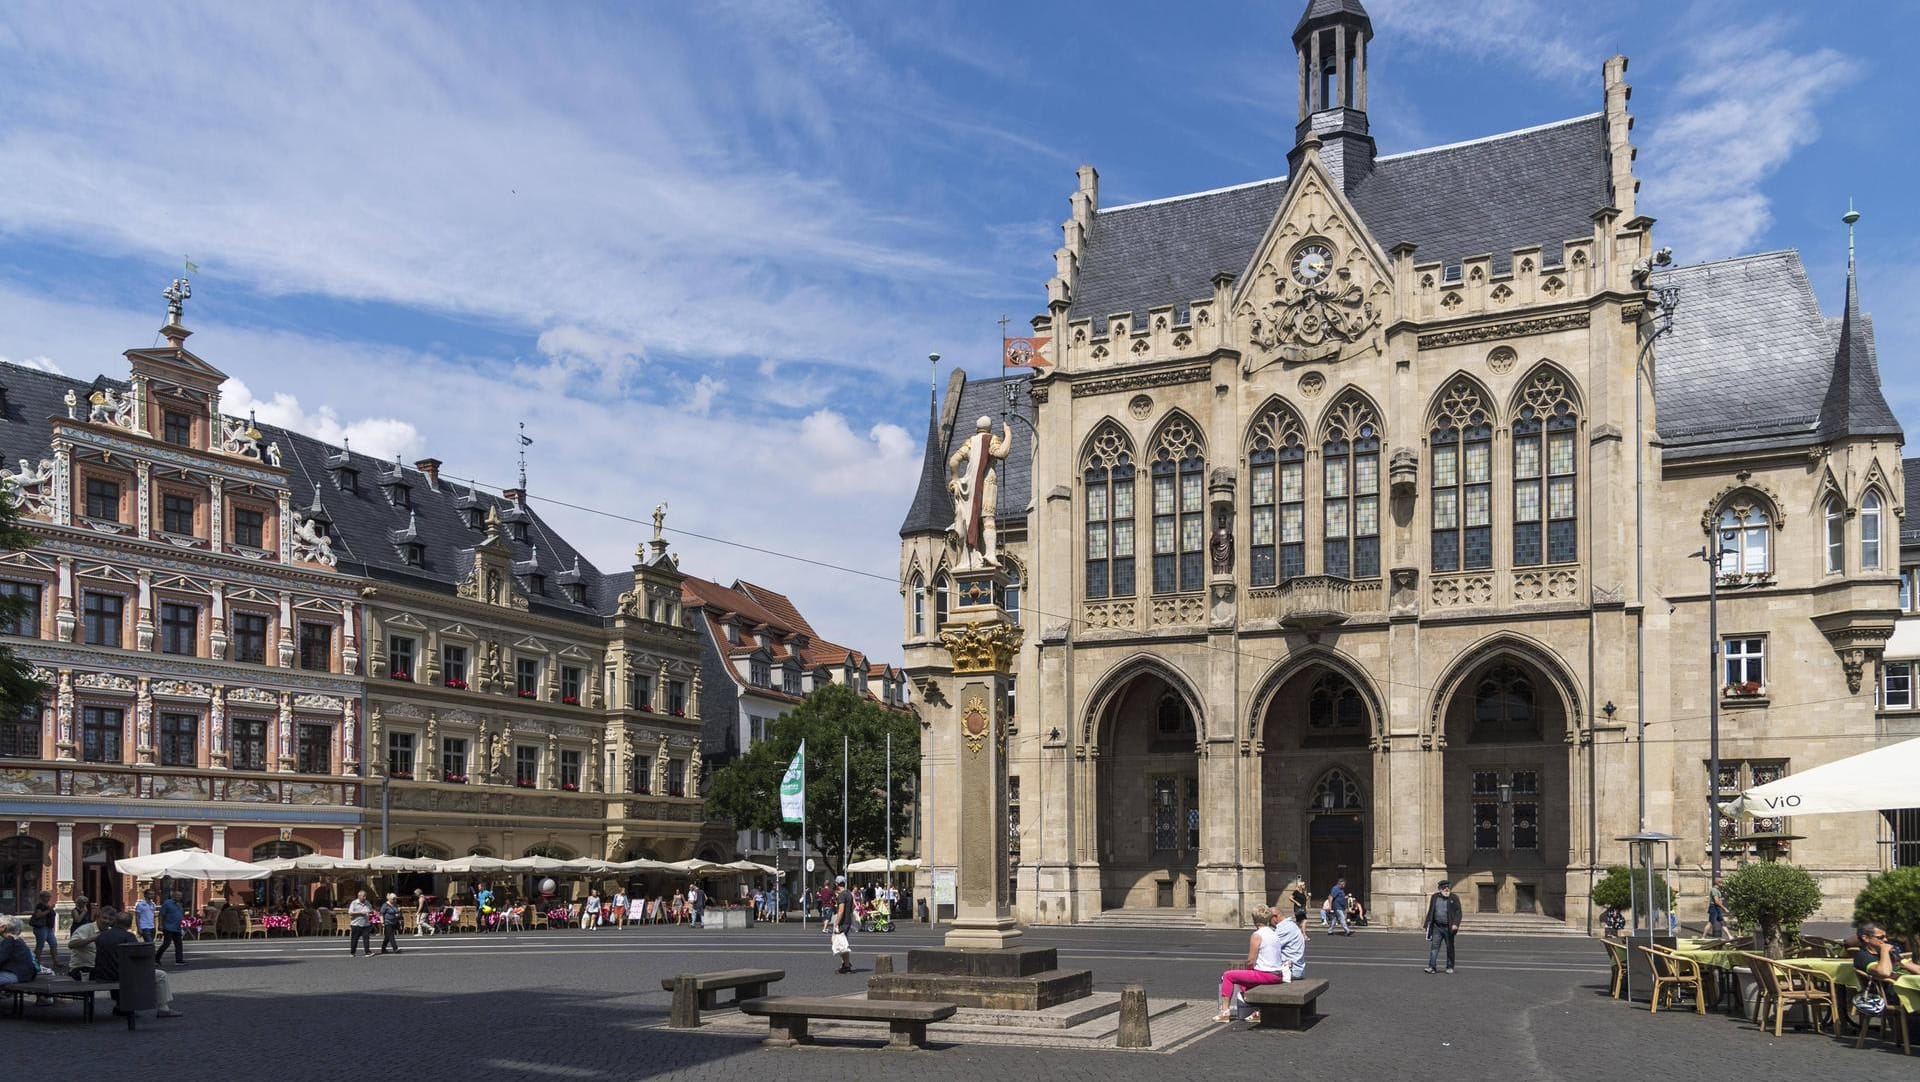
[
  {"x1": 0, "y1": 359, "x2": 624, "y2": 628},
  {"x1": 1655, "y1": 251, "x2": 1903, "y2": 460},
  {"x1": 1296, "y1": 0, "x2": 1370, "y2": 33},
  {"x1": 898, "y1": 371, "x2": 1035, "y2": 536},
  {"x1": 1070, "y1": 114, "x2": 1611, "y2": 327},
  {"x1": 681, "y1": 574, "x2": 902, "y2": 702},
  {"x1": 1904, "y1": 458, "x2": 1920, "y2": 548}
]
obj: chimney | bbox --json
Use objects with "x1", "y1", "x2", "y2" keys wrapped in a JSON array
[
  {"x1": 502, "y1": 487, "x2": 525, "y2": 506},
  {"x1": 414, "y1": 458, "x2": 442, "y2": 489}
]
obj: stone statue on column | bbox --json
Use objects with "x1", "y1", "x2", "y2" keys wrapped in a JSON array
[{"x1": 947, "y1": 416, "x2": 1011, "y2": 570}]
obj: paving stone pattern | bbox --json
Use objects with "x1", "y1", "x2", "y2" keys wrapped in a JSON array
[{"x1": 7, "y1": 922, "x2": 1915, "y2": 1080}]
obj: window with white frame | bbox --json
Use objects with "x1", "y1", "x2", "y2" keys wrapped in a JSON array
[
  {"x1": 1862, "y1": 490, "x2": 1884, "y2": 569},
  {"x1": 1717, "y1": 502, "x2": 1772, "y2": 576},
  {"x1": 910, "y1": 573, "x2": 925, "y2": 637},
  {"x1": 1883, "y1": 661, "x2": 1912, "y2": 710},
  {"x1": 1901, "y1": 566, "x2": 1915, "y2": 611},
  {"x1": 1825, "y1": 498, "x2": 1845, "y2": 574},
  {"x1": 1723, "y1": 636, "x2": 1766, "y2": 692}
]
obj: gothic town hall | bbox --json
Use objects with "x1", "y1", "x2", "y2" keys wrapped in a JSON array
[{"x1": 899, "y1": 0, "x2": 1905, "y2": 930}]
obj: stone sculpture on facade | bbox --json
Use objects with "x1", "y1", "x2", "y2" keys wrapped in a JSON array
[
  {"x1": 86, "y1": 387, "x2": 135, "y2": 429},
  {"x1": 290, "y1": 513, "x2": 337, "y2": 567},
  {"x1": 221, "y1": 416, "x2": 262, "y2": 459},
  {"x1": 1, "y1": 458, "x2": 55, "y2": 519},
  {"x1": 947, "y1": 416, "x2": 1012, "y2": 570}
]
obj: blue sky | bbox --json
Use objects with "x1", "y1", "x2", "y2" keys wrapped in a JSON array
[{"x1": 0, "y1": 0, "x2": 1913, "y2": 656}]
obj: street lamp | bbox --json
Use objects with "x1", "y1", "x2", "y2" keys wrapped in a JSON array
[{"x1": 1692, "y1": 543, "x2": 1726, "y2": 884}]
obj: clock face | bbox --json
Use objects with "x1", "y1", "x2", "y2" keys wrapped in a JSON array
[{"x1": 1291, "y1": 242, "x2": 1333, "y2": 286}]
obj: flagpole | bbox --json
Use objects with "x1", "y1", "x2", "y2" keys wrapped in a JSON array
[
  {"x1": 885, "y1": 730, "x2": 893, "y2": 898},
  {"x1": 842, "y1": 733, "x2": 849, "y2": 885}
]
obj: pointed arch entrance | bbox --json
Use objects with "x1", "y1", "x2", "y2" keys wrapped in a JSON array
[
  {"x1": 1435, "y1": 642, "x2": 1577, "y2": 918},
  {"x1": 1258, "y1": 660, "x2": 1377, "y2": 907},
  {"x1": 1087, "y1": 661, "x2": 1203, "y2": 910}
]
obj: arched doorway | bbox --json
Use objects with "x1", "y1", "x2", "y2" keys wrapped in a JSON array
[
  {"x1": 0, "y1": 836, "x2": 44, "y2": 916},
  {"x1": 1438, "y1": 651, "x2": 1574, "y2": 918},
  {"x1": 1091, "y1": 665, "x2": 1202, "y2": 911},
  {"x1": 1259, "y1": 664, "x2": 1375, "y2": 907},
  {"x1": 80, "y1": 837, "x2": 125, "y2": 909}
]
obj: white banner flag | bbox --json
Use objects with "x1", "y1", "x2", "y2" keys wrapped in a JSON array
[{"x1": 780, "y1": 741, "x2": 806, "y2": 824}]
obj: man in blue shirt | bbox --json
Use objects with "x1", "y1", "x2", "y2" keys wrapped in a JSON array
[
  {"x1": 1327, "y1": 878, "x2": 1353, "y2": 936},
  {"x1": 134, "y1": 891, "x2": 157, "y2": 945},
  {"x1": 158, "y1": 891, "x2": 186, "y2": 965}
]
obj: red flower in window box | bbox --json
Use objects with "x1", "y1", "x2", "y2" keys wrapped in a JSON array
[
  {"x1": 1724, "y1": 681, "x2": 1763, "y2": 698},
  {"x1": 517, "y1": 689, "x2": 536, "y2": 700},
  {"x1": 560, "y1": 782, "x2": 578, "y2": 792},
  {"x1": 389, "y1": 770, "x2": 413, "y2": 780},
  {"x1": 445, "y1": 678, "x2": 469, "y2": 690},
  {"x1": 516, "y1": 779, "x2": 535, "y2": 788},
  {"x1": 670, "y1": 709, "x2": 686, "y2": 718},
  {"x1": 389, "y1": 670, "x2": 412, "y2": 681},
  {"x1": 561, "y1": 695, "x2": 580, "y2": 706},
  {"x1": 443, "y1": 771, "x2": 467, "y2": 783}
]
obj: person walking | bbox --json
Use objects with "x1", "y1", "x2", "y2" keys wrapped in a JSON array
[
  {"x1": 1705, "y1": 876, "x2": 1728, "y2": 938},
  {"x1": 1327, "y1": 878, "x2": 1353, "y2": 936},
  {"x1": 1423, "y1": 879, "x2": 1463, "y2": 974},
  {"x1": 158, "y1": 890, "x2": 187, "y2": 965},
  {"x1": 611, "y1": 890, "x2": 627, "y2": 929},
  {"x1": 412, "y1": 889, "x2": 433, "y2": 937},
  {"x1": 134, "y1": 890, "x2": 157, "y2": 945},
  {"x1": 583, "y1": 890, "x2": 601, "y2": 930},
  {"x1": 379, "y1": 893, "x2": 402, "y2": 954},
  {"x1": 690, "y1": 883, "x2": 706, "y2": 926},
  {"x1": 347, "y1": 890, "x2": 374, "y2": 958},
  {"x1": 828, "y1": 875, "x2": 855, "y2": 974},
  {"x1": 28, "y1": 891, "x2": 59, "y2": 968}
]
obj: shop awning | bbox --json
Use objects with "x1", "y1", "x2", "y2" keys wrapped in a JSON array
[{"x1": 1721, "y1": 735, "x2": 1920, "y2": 818}]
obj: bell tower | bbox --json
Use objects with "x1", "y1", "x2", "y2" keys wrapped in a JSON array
[{"x1": 1289, "y1": 0, "x2": 1376, "y2": 191}]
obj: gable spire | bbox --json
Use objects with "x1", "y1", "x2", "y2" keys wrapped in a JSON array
[
  {"x1": 1817, "y1": 202, "x2": 1902, "y2": 442},
  {"x1": 900, "y1": 353, "x2": 953, "y2": 538},
  {"x1": 1290, "y1": 0, "x2": 1375, "y2": 191}
]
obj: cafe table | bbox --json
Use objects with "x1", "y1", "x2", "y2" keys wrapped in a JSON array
[
  {"x1": 1670, "y1": 941, "x2": 1751, "y2": 1015},
  {"x1": 1789, "y1": 957, "x2": 1920, "y2": 1014}
]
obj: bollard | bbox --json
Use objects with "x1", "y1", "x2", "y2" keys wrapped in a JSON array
[
  {"x1": 669, "y1": 974, "x2": 702, "y2": 1028},
  {"x1": 872, "y1": 954, "x2": 894, "y2": 975},
  {"x1": 1115, "y1": 984, "x2": 1151, "y2": 1049}
]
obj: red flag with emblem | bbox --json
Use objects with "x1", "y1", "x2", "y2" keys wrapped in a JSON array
[{"x1": 1002, "y1": 336, "x2": 1052, "y2": 369}]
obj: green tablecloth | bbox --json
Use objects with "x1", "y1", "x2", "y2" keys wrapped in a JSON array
[
  {"x1": 1781, "y1": 957, "x2": 1920, "y2": 1013},
  {"x1": 1673, "y1": 947, "x2": 1747, "y2": 972}
]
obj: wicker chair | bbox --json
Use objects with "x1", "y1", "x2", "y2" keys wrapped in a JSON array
[
  {"x1": 1641, "y1": 944, "x2": 1705, "y2": 1014},
  {"x1": 1744, "y1": 955, "x2": 1835, "y2": 1036},
  {"x1": 1603, "y1": 939, "x2": 1629, "y2": 999},
  {"x1": 1852, "y1": 971, "x2": 1914, "y2": 1055}
]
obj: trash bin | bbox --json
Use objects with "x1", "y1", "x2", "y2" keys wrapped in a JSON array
[{"x1": 112, "y1": 941, "x2": 158, "y2": 1029}]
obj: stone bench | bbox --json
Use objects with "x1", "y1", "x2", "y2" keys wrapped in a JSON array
[
  {"x1": 660, "y1": 968, "x2": 784, "y2": 1020},
  {"x1": 739, "y1": 996, "x2": 957, "y2": 1050},
  {"x1": 1, "y1": 979, "x2": 120, "y2": 1024},
  {"x1": 1243, "y1": 978, "x2": 1328, "y2": 1030}
]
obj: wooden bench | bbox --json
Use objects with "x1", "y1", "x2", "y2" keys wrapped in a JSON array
[
  {"x1": 658, "y1": 969, "x2": 784, "y2": 1012},
  {"x1": 739, "y1": 996, "x2": 956, "y2": 1050},
  {"x1": 1, "y1": 979, "x2": 120, "y2": 1024},
  {"x1": 1243, "y1": 978, "x2": 1328, "y2": 1030}
]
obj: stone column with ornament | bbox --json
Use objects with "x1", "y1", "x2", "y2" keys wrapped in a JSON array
[{"x1": 936, "y1": 565, "x2": 1023, "y2": 950}]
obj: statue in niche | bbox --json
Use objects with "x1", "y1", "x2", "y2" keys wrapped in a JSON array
[
  {"x1": 485, "y1": 569, "x2": 502, "y2": 606},
  {"x1": 1210, "y1": 513, "x2": 1234, "y2": 575},
  {"x1": 946, "y1": 416, "x2": 1011, "y2": 570}
]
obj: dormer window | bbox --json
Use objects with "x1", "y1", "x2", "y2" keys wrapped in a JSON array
[
  {"x1": 468, "y1": 507, "x2": 485, "y2": 530},
  {"x1": 783, "y1": 665, "x2": 801, "y2": 695},
  {"x1": 162, "y1": 410, "x2": 193, "y2": 447},
  {"x1": 723, "y1": 622, "x2": 738, "y2": 644},
  {"x1": 568, "y1": 582, "x2": 587, "y2": 605},
  {"x1": 750, "y1": 658, "x2": 770, "y2": 688},
  {"x1": 392, "y1": 485, "x2": 412, "y2": 509},
  {"x1": 512, "y1": 521, "x2": 529, "y2": 543},
  {"x1": 336, "y1": 468, "x2": 358, "y2": 493},
  {"x1": 528, "y1": 573, "x2": 546, "y2": 595},
  {"x1": 403, "y1": 543, "x2": 425, "y2": 566}
]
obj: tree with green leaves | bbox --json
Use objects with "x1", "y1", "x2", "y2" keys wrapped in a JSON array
[
  {"x1": 0, "y1": 491, "x2": 43, "y2": 714},
  {"x1": 704, "y1": 682, "x2": 918, "y2": 880},
  {"x1": 1721, "y1": 860, "x2": 1823, "y2": 958},
  {"x1": 1853, "y1": 865, "x2": 1920, "y2": 956},
  {"x1": 1591, "y1": 864, "x2": 1674, "y2": 918}
]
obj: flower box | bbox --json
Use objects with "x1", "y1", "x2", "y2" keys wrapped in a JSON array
[
  {"x1": 1723, "y1": 681, "x2": 1764, "y2": 698},
  {"x1": 388, "y1": 670, "x2": 412, "y2": 681},
  {"x1": 669, "y1": 709, "x2": 686, "y2": 718},
  {"x1": 517, "y1": 690, "x2": 536, "y2": 700},
  {"x1": 516, "y1": 779, "x2": 535, "y2": 789},
  {"x1": 445, "y1": 678, "x2": 469, "y2": 690},
  {"x1": 443, "y1": 772, "x2": 468, "y2": 784},
  {"x1": 262, "y1": 913, "x2": 294, "y2": 933},
  {"x1": 179, "y1": 915, "x2": 204, "y2": 933},
  {"x1": 389, "y1": 770, "x2": 413, "y2": 780},
  {"x1": 560, "y1": 782, "x2": 578, "y2": 792},
  {"x1": 546, "y1": 907, "x2": 572, "y2": 926},
  {"x1": 561, "y1": 695, "x2": 580, "y2": 706}
]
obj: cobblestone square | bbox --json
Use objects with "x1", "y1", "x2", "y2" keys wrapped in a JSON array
[{"x1": 9, "y1": 924, "x2": 1916, "y2": 1081}]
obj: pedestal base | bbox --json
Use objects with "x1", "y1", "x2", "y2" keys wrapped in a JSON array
[
  {"x1": 871, "y1": 946, "x2": 1093, "y2": 1011},
  {"x1": 943, "y1": 918, "x2": 1025, "y2": 950}
]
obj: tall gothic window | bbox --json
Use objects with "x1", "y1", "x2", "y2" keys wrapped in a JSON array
[
  {"x1": 1149, "y1": 415, "x2": 1206, "y2": 594},
  {"x1": 1306, "y1": 673, "x2": 1367, "y2": 746},
  {"x1": 1824, "y1": 497, "x2": 1845, "y2": 574},
  {"x1": 1321, "y1": 396, "x2": 1381, "y2": 579},
  {"x1": 909, "y1": 572, "x2": 925, "y2": 637},
  {"x1": 1430, "y1": 379, "x2": 1493, "y2": 572},
  {"x1": 1716, "y1": 499, "x2": 1772, "y2": 576},
  {"x1": 934, "y1": 572, "x2": 951, "y2": 626},
  {"x1": 1247, "y1": 400, "x2": 1306, "y2": 586},
  {"x1": 1082, "y1": 424, "x2": 1135, "y2": 599},
  {"x1": 1862, "y1": 489, "x2": 1884, "y2": 569},
  {"x1": 1470, "y1": 663, "x2": 1539, "y2": 743},
  {"x1": 1512, "y1": 370, "x2": 1578, "y2": 566}
]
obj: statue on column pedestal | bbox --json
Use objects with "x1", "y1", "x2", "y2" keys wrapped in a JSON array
[{"x1": 947, "y1": 416, "x2": 1011, "y2": 570}]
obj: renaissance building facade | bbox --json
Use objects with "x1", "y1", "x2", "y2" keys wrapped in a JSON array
[{"x1": 900, "y1": 0, "x2": 1907, "y2": 929}]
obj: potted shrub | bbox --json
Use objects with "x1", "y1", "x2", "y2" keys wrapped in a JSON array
[
  {"x1": 1591, "y1": 864, "x2": 1674, "y2": 928},
  {"x1": 1853, "y1": 865, "x2": 1920, "y2": 957},
  {"x1": 1721, "y1": 860, "x2": 1822, "y2": 958}
]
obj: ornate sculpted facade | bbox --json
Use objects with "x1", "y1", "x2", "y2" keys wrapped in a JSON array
[{"x1": 900, "y1": 1, "x2": 1905, "y2": 929}]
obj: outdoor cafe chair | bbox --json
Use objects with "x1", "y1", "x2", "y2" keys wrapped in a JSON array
[
  {"x1": 1851, "y1": 972, "x2": 1914, "y2": 1055},
  {"x1": 1603, "y1": 939, "x2": 1629, "y2": 999},
  {"x1": 1744, "y1": 955, "x2": 1835, "y2": 1037},
  {"x1": 1641, "y1": 944, "x2": 1705, "y2": 1015}
]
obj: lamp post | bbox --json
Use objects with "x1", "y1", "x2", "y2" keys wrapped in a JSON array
[
  {"x1": 1632, "y1": 262, "x2": 1681, "y2": 836},
  {"x1": 1692, "y1": 543, "x2": 1725, "y2": 883}
]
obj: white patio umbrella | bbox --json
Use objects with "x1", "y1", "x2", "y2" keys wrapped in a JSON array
[
  {"x1": 845, "y1": 857, "x2": 890, "y2": 873},
  {"x1": 252, "y1": 854, "x2": 370, "y2": 874},
  {"x1": 661, "y1": 858, "x2": 722, "y2": 875},
  {"x1": 612, "y1": 858, "x2": 671, "y2": 872},
  {"x1": 564, "y1": 859, "x2": 620, "y2": 876},
  {"x1": 1720, "y1": 735, "x2": 1920, "y2": 819},
  {"x1": 116, "y1": 847, "x2": 270, "y2": 881},
  {"x1": 503, "y1": 856, "x2": 571, "y2": 873},
  {"x1": 886, "y1": 858, "x2": 922, "y2": 872},
  {"x1": 722, "y1": 860, "x2": 782, "y2": 876},
  {"x1": 435, "y1": 855, "x2": 512, "y2": 875},
  {"x1": 365, "y1": 855, "x2": 440, "y2": 873}
]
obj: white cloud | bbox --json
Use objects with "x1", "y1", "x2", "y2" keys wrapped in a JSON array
[
  {"x1": 1638, "y1": 21, "x2": 1859, "y2": 261},
  {"x1": 0, "y1": 354, "x2": 62, "y2": 374},
  {"x1": 218, "y1": 378, "x2": 425, "y2": 465},
  {"x1": 1369, "y1": 0, "x2": 1591, "y2": 83},
  {"x1": 684, "y1": 374, "x2": 726, "y2": 417}
]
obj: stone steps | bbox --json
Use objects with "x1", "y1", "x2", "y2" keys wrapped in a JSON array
[
  {"x1": 1081, "y1": 908, "x2": 1208, "y2": 930},
  {"x1": 1460, "y1": 913, "x2": 1590, "y2": 936}
]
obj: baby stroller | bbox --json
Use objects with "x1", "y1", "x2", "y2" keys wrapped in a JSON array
[{"x1": 861, "y1": 898, "x2": 894, "y2": 933}]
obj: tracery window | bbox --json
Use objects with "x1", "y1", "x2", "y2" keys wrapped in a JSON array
[
  {"x1": 1149, "y1": 415, "x2": 1206, "y2": 594},
  {"x1": 1321, "y1": 396, "x2": 1381, "y2": 579},
  {"x1": 1247, "y1": 401, "x2": 1306, "y2": 586},
  {"x1": 1082, "y1": 425, "x2": 1136, "y2": 599},
  {"x1": 1430, "y1": 379, "x2": 1493, "y2": 572},
  {"x1": 1862, "y1": 489, "x2": 1884, "y2": 570},
  {"x1": 1307, "y1": 673, "x2": 1367, "y2": 742},
  {"x1": 1310, "y1": 768, "x2": 1362, "y2": 810},
  {"x1": 1512, "y1": 370, "x2": 1578, "y2": 566},
  {"x1": 1470, "y1": 663, "x2": 1538, "y2": 743}
]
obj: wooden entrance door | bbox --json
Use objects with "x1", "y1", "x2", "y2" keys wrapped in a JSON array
[
  {"x1": 1308, "y1": 814, "x2": 1364, "y2": 903},
  {"x1": 80, "y1": 837, "x2": 125, "y2": 909}
]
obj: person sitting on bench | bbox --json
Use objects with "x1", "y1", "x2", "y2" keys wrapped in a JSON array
[
  {"x1": 92, "y1": 911, "x2": 182, "y2": 1020},
  {"x1": 0, "y1": 917, "x2": 41, "y2": 986}
]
